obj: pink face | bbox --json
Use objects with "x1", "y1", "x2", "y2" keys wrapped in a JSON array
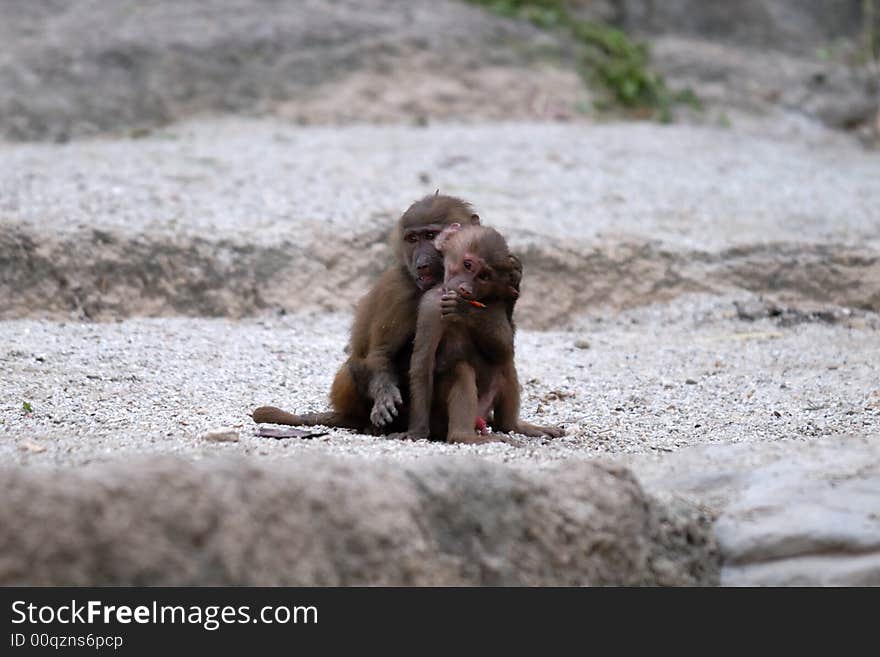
[
  {"x1": 433, "y1": 223, "x2": 518, "y2": 303},
  {"x1": 443, "y1": 250, "x2": 494, "y2": 300}
]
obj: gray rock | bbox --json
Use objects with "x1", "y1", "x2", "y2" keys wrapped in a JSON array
[
  {"x1": 651, "y1": 35, "x2": 879, "y2": 132},
  {"x1": 628, "y1": 438, "x2": 880, "y2": 586},
  {"x1": 0, "y1": 0, "x2": 564, "y2": 142},
  {"x1": 0, "y1": 455, "x2": 719, "y2": 586},
  {"x1": 616, "y1": 0, "x2": 865, "y2": 54},
  {"x1": 716, "y1": 458, "x2": 880, "y2": 586}
]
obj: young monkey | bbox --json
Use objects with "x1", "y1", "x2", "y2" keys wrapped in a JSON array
[{"x1": 396, "y1": 224, "x2": 564, "y2": 444}]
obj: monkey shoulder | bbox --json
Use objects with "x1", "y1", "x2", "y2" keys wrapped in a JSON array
[{"x1": 347, "y1": 266, "x2": 421, "y2": 358}]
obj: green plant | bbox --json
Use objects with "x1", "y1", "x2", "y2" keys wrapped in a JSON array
[
  {"x1": 467, "y1": 0, "x2": 699, "y2": 120},
  {"x1": 863, "y1": 0, "x2": 879, "y2": 61},
  {"x1": 22, "y1": 401, "x2": 34, "y2": 414}
]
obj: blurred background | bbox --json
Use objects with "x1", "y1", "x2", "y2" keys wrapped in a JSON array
[
  {"x1": 1, "y1": 0, "x2": 878, "y2": 324},
  {"x1": 2, "y1": 0, "x2": 878, "y2": 143}
]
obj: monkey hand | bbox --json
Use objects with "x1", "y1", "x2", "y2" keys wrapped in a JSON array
[
  {"x1": 369, "y1": 384, "x2": 403, "y2": 428},
  {"x1": 440, "y1": 290, "x2": 471, "y2": 321}
]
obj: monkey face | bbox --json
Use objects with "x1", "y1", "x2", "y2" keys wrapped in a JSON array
[
  {"x1": 444, "y1": 251, "x2": 498, "y2": 301},
  {"x1": 438, "y1": 226, "x2": 519, "y2": 303},
  {"x1": 402, "y1": 223, "x2": 446, "y2": 291},
  {"x1": 395, "y1": 195, "x2": 482, "y2": 291},
  {"x1": 443, "y1": 250, "x2": 519, "y2": 303}
]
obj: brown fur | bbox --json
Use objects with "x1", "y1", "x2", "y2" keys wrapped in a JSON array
[
  {"x1": 252, "y1": 194, "x2": 480, "y2": 432},
  {"x1": 395, "y1": 225, "x2": 563, "y2": 443}
]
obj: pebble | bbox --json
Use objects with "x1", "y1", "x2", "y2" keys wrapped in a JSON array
[{"x1": 200, "y1": 428, "x2": 240, "y2": 443}]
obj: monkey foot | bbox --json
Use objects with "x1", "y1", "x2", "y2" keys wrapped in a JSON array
[{"x1": 515, "y1": 422, "x2": 565, "y2": 439}]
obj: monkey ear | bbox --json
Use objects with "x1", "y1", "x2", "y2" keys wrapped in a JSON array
[
  {"x1": 508, "y1": 254, "x2": 523, "y2": 291},
  {"x1": 434, "y1": 223, "x2": 461, "y2": 250},
  {"x1": 507, "y1": 285, "x2": 520, "y2": 299},
  {"x1": 469, "y1": 213, "x2": 480, "y2": 225}
]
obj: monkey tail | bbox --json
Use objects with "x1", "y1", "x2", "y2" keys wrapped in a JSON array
[{"x1": 251, "y1": 406, "x2": 358, "y2": 429}]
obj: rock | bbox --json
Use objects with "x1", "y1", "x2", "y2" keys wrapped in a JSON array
[
  {"x1": 19, "y1": 441, "x2": 45, "y2": 453},
  {"x1": 617, "y1": 0, "x2": 864, "y2": 55},
  {"x1": 0, "y1": 0, "x2": 560, "y2": 142},
  {"x1": 0, "y1": 455, "x2": 719, "y2": 586},
  {"x1": 716, "y1": 457, "x2": 880, "y2": 586},
  {"x1": 628, "y1": 438, "x2": 880, "y2": 586},
  {"x1": 200, "y1": 428, "x2": 239, "y2": 443},
  {"x1": 649, "y1": 35, "x2": 879, "y2": 133},
  {"x1": 574, "y1": 339, "x2": 591, "y2": 349}
]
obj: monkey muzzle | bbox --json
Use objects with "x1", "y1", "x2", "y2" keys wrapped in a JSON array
[
  {"x1": 415, "y1": 259, "x2": 439, "y2": 289},
  {"x1": 416, "y1": 271, "x2": 436, "y2": 289}
]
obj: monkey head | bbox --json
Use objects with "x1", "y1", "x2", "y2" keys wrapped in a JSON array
[
  {"x1": 435, "y1": 224, "x2": 520, "y2": 303},
  {"x1": 393, "y1": 194, "x2": 480, "y2": 291}
]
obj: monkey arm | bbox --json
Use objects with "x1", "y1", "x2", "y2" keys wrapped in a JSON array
[
  {"x1": 356, "y1": 271, "x2": 420, "y2": 428},
  {"x1": 441, "y1": 292, "x2": 514, "y2": 364},
  {"x1": 407, "y1": 291, "x2": 444, "y2": 439}
]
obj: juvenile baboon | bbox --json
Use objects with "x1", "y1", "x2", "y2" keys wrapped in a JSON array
[
  {"x1": 397, "y1": 223, "x2": 563, "y2": 443},
  {"x1": 252, "y1": 194, "x2": 487, "y2": 432}
]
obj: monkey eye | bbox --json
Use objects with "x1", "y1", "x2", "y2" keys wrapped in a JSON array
[
  {"x1": 478, "y1": 271, "x2": 491, "y2": 281},
  {"x1": 406, "y1": 234, "x2": 418, "y2": 243},
  {"x1": 463, "y1": 260, "x2": 472, "y2": 270},
  {"x1": 425, "y1": 231, "x2": 436, "y2": 240}
]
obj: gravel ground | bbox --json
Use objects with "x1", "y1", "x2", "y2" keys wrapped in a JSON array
[
  {"x1": 2, "y1": 120, "x2": 878, "y2": 251},
  {"x1": 3, "y1": 293, "x2": 878, "y2": 470}
]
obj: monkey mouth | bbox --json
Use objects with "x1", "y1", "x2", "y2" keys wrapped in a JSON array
[{"x1": 417, "y1": 273, "x2": 436, "y2": 288}]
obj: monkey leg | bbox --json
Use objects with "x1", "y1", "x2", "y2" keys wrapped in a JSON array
[
  {"x1": 492, "y1": 367, "x2": 564, "y2": 439},
  {"x1": 329, "y1": 358, "x2": 376, "y2": 427},
  {"x1": 444, "y1": 362, "x2": 503, "y2": 444}
]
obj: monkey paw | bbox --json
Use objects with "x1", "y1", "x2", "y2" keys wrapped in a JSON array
[
  {"x1": 369, "y1": 386, "x2": 402, "y2": 427},
  {"x1": 440, "y1": 291, "x2": 468, "y2": 319},
  {"x1": 516, "y1": 422, "x2": 565, "y2": 439}
]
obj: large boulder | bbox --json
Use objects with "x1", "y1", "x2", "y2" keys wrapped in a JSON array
[
  {"x1": 0, "y1": 455, "x2": 718, "y2": 586},
  {"x1": 629, "y1": 438, "x2": 880, "y2": 586}
]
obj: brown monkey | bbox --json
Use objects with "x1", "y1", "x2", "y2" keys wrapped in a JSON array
[
  {"x1": 396, "y1": 223, "x2": 563, "y2": 443},
  {"x1": 253, "y1": 194, "x2": 486, "y2": 432}
]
